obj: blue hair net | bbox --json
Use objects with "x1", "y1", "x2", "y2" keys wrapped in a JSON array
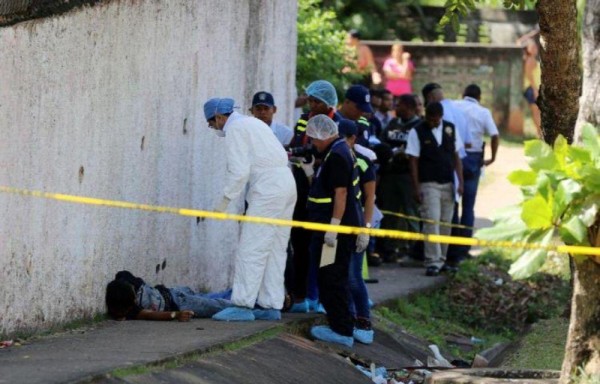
[
  {"x1": 203, "y1": 98, "x2": 235, "y2": 120},
  {"x1": 203, "y1": 98, "x2": 220, "y2": 120},
  {"x1": 306, "y1": 80, "x2": 338, "y2": 107}
]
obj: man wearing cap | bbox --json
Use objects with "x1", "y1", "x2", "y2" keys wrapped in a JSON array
[
  {"x1": 338, "y1": 85, "x2": 376, "y2": 149},
  {"x1": 338, "y1": 118, "x2": 377, "y2": 345},
  {"x1": 249, "y1": 91, "x2": 293, "y2": 146},
  {"x1": 406, "y1": 102, "x2": 464, "y2": 277},
  {"x1": 304, "y1": 114, "x2": 367, "y2": 347},
  {"x1": 202, "y1": 98, "x2": 297, "y2": 322}
]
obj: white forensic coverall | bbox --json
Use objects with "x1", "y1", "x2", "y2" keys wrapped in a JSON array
[{"x1": 222, "y1": 112, "x2": 297, "y2": 309}]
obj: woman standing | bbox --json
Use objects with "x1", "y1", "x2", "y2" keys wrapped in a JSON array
[
  {"x1": 522, "y1": 39, "x2": 541, "y2": 136},
  {"x1": 383, "y1": 43, "x2": 415, "y2": 98}
]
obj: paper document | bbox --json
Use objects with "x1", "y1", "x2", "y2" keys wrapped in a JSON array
[{"x1": 320, "y1": 242, "x2": 337, "y2": 268}]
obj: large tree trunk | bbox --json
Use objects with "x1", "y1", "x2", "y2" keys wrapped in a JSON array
[
  {"x1": 560, "y1": 0, "x2": 600, "y2": 382},
  {"x1": 536, "y1": 0, "x2": 581, "y2": 144}
]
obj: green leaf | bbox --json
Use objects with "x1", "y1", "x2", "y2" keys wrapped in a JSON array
[
  {"x1": 475, "y1": 219, "x2": 529, "y2": 242},
  {"x1": 580, "y1": 165, "x2": 600, "y2": 192},
  {"x1": 508, "y1": 170, "x2": 537, "y2": 186},
  {"x1": 559, "y1": 216, "x2": 589, "y2": 245},
  {"x1": 508, "y1": 229, "x2": 554, "y2": 279},
  {"x1": 524, "y1": 140, "x2": 558, "y2": 171},
  {"x1": 555, "y1": 179, "x2": 582, "y2": 215},
  {"x1": 578, "y1": 195, "x2": 600, "y2": 226},
  {"x1": 580, "y1": 123, "x2": 600, "y2": 156},
  {"x1": 553, "y1": 135, "x2": 569, "y2": 169},
  {"x1": 521, "y1": 194, "x2": 553, "y2": 229}
]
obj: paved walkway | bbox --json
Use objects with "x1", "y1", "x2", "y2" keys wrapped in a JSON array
[{"x1": 0, "y1": 143, "x2": 526, "y2": 384}]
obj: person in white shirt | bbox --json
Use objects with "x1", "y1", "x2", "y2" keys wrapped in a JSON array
[
  {"x1": 249, "y1": 91, "x2": 294, "y2": 146},
  {"x1": 406, "y1": 102, "x2": 463, "y2": 277},
  {"x1": 204, "y1": 98, "x2": 297, "y2": 322},
  {"x1": 448, "y1": 84, "x2": 499, "y2": 264}
]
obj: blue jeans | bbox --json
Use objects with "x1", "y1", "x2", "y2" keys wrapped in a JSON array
[
  {"x1": 348, "y1": 251, "x2": 370, "y2": 319},
  {"x1": 169, "y1": 287, "x2": 233, "y2": 318},
  {"x1": 448, "y1": 153, "x2": 481, "y2": 262}
]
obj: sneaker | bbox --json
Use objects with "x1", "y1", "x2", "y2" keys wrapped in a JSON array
[
  {"x1": 425, "y1": 266, "x2": 440, "y2": 277},
  {"x1": 310, "y1": 325, "x2": 353, "y2": 347},
  {"x1": 252, "y1": 308, "x2": 281, "y2": 321},
  {"x1": 316, "y1": 303, "x2": 327, "y2": 314},
  {"x1": 440, "y1": 264, "x2": 458, "y2": 274},
  {"x1": 307, "y1": 299, "x2": 319, "y2": 312},
  {"x1": 353, "y1": 328, "x2": 374, "y2": 344},
  {"x1": 289, "y1": 300, "x2": 309, "y2": 313}
]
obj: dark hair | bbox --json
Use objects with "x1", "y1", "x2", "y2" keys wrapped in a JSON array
[
  {"x1": 106, "y1": 280, "x2": 136, "y2": 319},
  {"x1": 380, "y1": 89, "x2": 392, "y2": 97},
  {"x1": 349, "y1": 29, "x2": 361, "y2": 39},
  {"x1": 421, "y1": 83, "x2": 442, "y2": 101},
  {"x1": 369, "y1": 88, "x2": 383, "y2": 98},
  {"x1": 425, "y1": 101, "x2": 444, "y2": 117},
  {"x1": 397, "y1": 94, "x2": 417, "y2": 109},
  {"x1": 463, "y1": 84, "x2": 481, "y2": 100}
]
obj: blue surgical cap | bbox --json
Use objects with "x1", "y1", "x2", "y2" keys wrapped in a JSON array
[
  {"x1": 203, "y1": 98, "x2": 235, "y2": 120},
  {"x1": 306, "y1": 80, "x2": 338, "y2": 107},
  {"x1": 203, "y1": 98, "x2": 220, "y2": 120}
]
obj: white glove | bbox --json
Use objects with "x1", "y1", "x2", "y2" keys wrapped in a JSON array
[
  {"x1": 301, "y1": 155, "x2": 315, "y2": 178},
  {"x1": 356, "y1": 233, "x2": 369, "y2": 253},
  {"x1": 215, "y1": 197, "x2": 231, "y2": 213},
  {"x1": 324, "y1": 218, "x2": 341, "y2": 247}
]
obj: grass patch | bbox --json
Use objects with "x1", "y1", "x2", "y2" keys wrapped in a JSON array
[
  {"x1": 501, "y1": 317, "x2": 568, "y2": 371},
  {"x1": 374, "y1": 251, "x2": 571, "y2": 363}
]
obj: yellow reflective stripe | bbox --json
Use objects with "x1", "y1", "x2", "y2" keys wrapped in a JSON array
[
  {"x1": 353, "y1": 177, "x2": 359, "y2": 186},
  {"x1": 296, "y1": 119, "x2": 308, "y2": 132},
  {"x1": 356, "y1": 158, "x2": 368, "y2": 172},
  {"x1": 357, "y1": 191, "x2": 362, "y2": 200},
  {"x1": 358, "y1": 117, "x2": 369, "y2": 126},
  {"x1": 308, "y1": 197, "x2": 332, "y2": 203},
  {"x1": 296, "y1": 126, "x2": 306, "y2": 132},
  {"x1": 298, "y1": 119, "x2": 308, "y2": 125}
]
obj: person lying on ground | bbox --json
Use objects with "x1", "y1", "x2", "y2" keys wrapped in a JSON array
[{"x1": 105, "y1": 270, "x2": 233, "y2": 321}]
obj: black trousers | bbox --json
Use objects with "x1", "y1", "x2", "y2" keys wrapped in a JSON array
[{"x1": 311, "y1": 231, "x2": 355, "y2": 337}]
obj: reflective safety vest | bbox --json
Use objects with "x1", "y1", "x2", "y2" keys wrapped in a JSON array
[
  {"x1": 290, "y1": 110, "x2": 341, "y2": 148},
  {"x1": 307, "y1": 138, "x2": 364, "y2": 226}
]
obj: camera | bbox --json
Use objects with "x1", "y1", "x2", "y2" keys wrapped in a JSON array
[{"x1": 285, "y1": 144, "x2": 314, "y2": 161}]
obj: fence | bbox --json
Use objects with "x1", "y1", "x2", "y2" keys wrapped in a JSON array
[{"x1": 368, "y1": 41, "x2": 526, "y2": 136}]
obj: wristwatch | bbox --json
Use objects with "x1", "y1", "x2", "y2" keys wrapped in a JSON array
[{"x1": 170, "y1": 311, "x2": 176, "y2": 319}]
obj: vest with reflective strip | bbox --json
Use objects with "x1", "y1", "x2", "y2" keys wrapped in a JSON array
[{"x1": 307, "y1": 139, "x2": 363, "y2": 225}]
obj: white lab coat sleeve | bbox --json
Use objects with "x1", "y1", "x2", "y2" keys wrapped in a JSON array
[{"x1": 223, "y1": 124, "x2": 252, "y2": 201}]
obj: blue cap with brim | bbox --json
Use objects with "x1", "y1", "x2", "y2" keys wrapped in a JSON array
[
  {"x1": 345, "y1": 85, "x2": 373, "y2": 114},
  {"x1": 338, "y1": 119, "x2": 358, "y2": 137}
]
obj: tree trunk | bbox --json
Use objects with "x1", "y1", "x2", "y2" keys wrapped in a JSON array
[
  {"x1": 560, "y1": 259, "x2": 600, "y2": 382},
  {"x1": 560, "y1": 1, "x2": 600, "y2": 382},
  {"x1": 574, "y1": 0, "x2": 600, "y2": 138},
  {"x1": 536, "y1": 0, "x2": 581, "y2": 144}
]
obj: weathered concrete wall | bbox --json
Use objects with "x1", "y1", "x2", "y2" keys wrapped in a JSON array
[{"x1": 0, "y1": 0, "x2": 297, "y2": 336}]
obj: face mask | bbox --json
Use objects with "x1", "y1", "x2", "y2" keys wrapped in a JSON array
[{"x1": 213, "y1": 129, "x2": 225, "y2": 137}]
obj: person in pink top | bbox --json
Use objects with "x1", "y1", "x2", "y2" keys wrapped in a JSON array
[{"x1": 383, "y1": 43, "x2": 415, "y2": 97}]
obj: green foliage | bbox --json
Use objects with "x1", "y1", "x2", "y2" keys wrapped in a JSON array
[
  {"x1": 296, "y1": 0, "x2": 358, "y2": 95},
  {"x1": 475, "y1": 124, "x2": 600, "y2": 279},
  {"x1": 440, "y1": 0, "x2": 536, "y2": 29}
]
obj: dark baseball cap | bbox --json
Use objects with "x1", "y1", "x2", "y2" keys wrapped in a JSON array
[
  {"x1": 251, "y1": 92, "x2": 275, "y2": 107},
  {"x1": 345, "y1": 85, "x2": 373, "y2": 114},
  {"x1": 338, "y1": 119, "x2": 358, "y2": 137}
]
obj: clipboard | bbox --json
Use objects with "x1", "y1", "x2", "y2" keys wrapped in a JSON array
[{"x1": 320, "y1": 242, "x2": 337, "y2": 268}]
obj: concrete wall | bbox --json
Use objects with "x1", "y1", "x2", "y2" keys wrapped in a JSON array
[{"x1": 0, "y1": 0, "x2": 297, "y2": 336}]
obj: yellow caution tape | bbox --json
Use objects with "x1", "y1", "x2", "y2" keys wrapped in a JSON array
[
  {"x1": 379, "y1": 209, "x2": 474, "y2": 231},
  {"x1": 1, "y1": 185, "x2": 599, "y2": 256}
]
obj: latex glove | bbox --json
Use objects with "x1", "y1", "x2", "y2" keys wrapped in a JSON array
[
  {"x1": 356, "y1": 233, "x2": 370, "y2": 253},
  {"x1": 324, "y1": 218, "x2": 341, "y2": 247},
  {"x1": 215, "y1": 197, "x2": 231, "y2": 213},
  {"x1": 301, "y1": 155, "x2": 315, "y2": 178}
]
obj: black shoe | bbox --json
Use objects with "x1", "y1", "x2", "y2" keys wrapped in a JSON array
[
  {"x1": 440, "y1": 264, "x2": 458, "y2": 274},
  {"x1": 367, "y1": 253, "x2": 383, "y2": 267},
  {"x1": 425, "y1": 266, "x2": 440, "y2": 276}
]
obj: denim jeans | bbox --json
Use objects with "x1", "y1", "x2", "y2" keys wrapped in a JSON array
[
  {"x1": 447, "y1": 153, "x2": 482, "y2": 261},
  {"x1": 169, "y1": 287, "x2": 233, "y2": 318},
  {"x1": 348, "y1": 251, "x2": 370, "y2": 319}
]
